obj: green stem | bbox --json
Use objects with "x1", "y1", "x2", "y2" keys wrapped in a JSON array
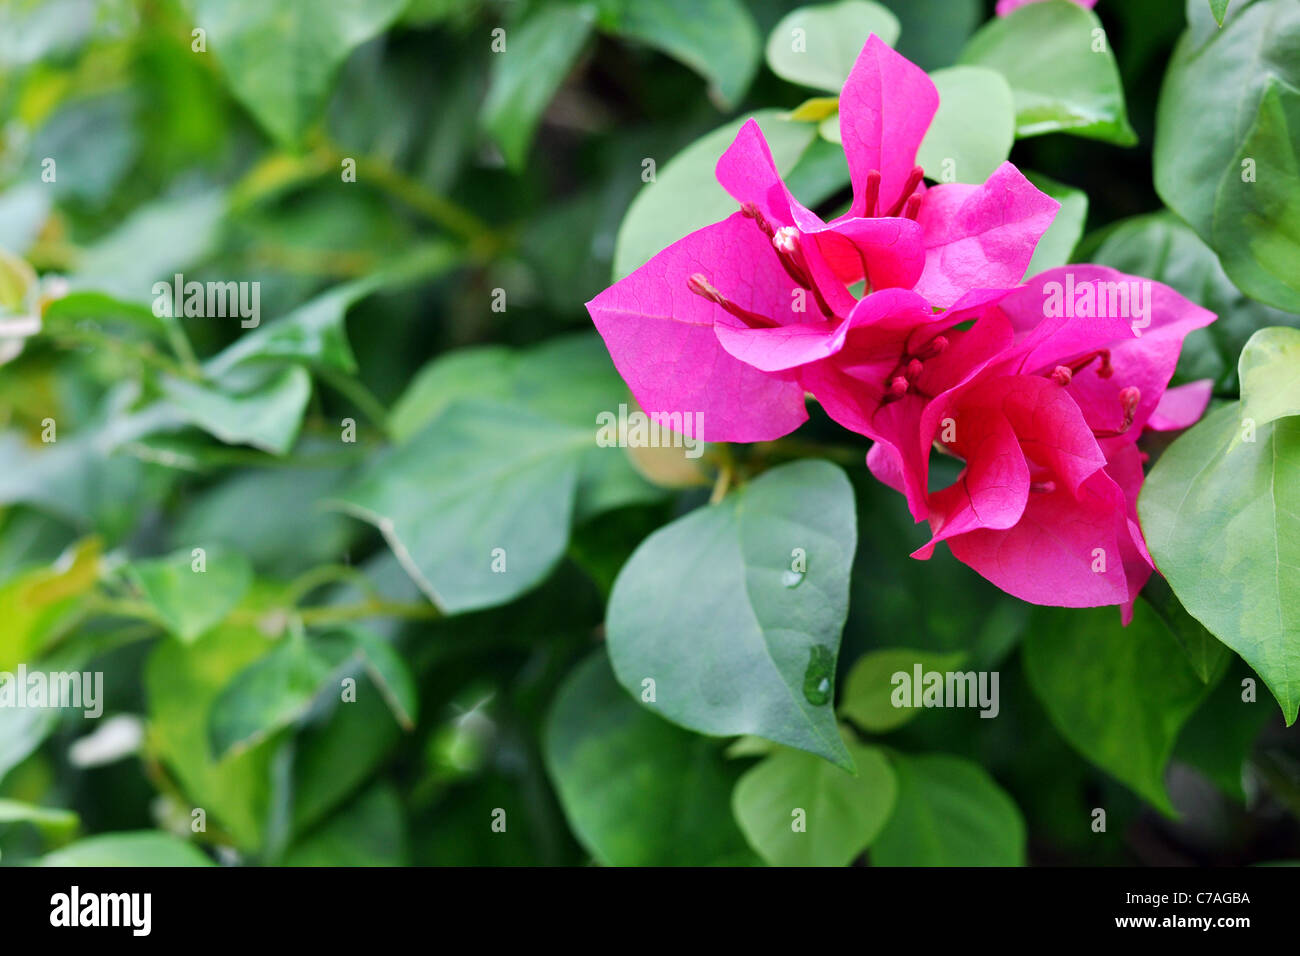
[
  {"x1": 317, "y1": 366, "x2": 393, "y2": 440},
  {"x1": 347, "y1": 152, "x2": 492, "y2": 246}
]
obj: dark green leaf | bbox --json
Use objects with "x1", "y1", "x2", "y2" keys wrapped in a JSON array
[
  {"x1": 544, "y1": 653, "x2": 758, "y2": 866},
  {"x1": 481, "y1": 2, "x2": 596, "y2": 170},
  {"x1": 871, "y1": 753, "x2": 1026, "y2": 865},
  {"x1": 599, "y1": 0, "x2": 759, "y2": 108},
  {"x1": 1023, "y1": 603, "x2": 1218, "y2": 813}
]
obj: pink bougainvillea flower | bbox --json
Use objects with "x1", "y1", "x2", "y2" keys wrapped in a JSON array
[
  {"x1": 996, "y1": 0, "x2": 1097, "y2": 15},
  {"x1": 897, "y1": 266, "x2": 1215, "y2": 620},
  {"x1": 586, "y1": 35, "x2": 1056, "y2": 443}
]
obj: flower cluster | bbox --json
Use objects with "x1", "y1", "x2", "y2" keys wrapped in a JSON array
[{"x1": 587, "y1": 36, "x2": 1214, "y2": 620}]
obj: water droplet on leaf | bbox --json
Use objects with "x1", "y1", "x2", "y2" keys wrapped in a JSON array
[
  {"x1": 802, "y1": 645, "x2": 834, "y2": 706},
  {"x1": 781, "y1": 569, "x2": 804, "y2": 588}
]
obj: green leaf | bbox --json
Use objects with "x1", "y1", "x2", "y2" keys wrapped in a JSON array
[
  {"x1": 1088, "y1": 212, "x2": 1299, "y2": 393},
  {"x1": 38, "y1": 831, "x2": 212, "y2": 867},
  {"x1": 158, "y1": 366, "x2": 313, "y2": 456},
  {"x1": 915, "y1": 66, "x2": 1015, "y2": 184},
  {"x1": 186, "y1": 0, "x2": 409, "y2": 145},
  {"x1": 732, "y1": 741, "x2": 896, "y2": 866},
  {"x1": 347, "y1": 335, "x2": 657, "y2": 613},
  {"x1": 340, "y1": 401, "x2": 583, "y2": 614},
  {"x1": 1023, "y1": 603, "x2": 1218, "y2": 814},
  {"x1": 208, "y1": 633, "x2": 335, "y2": 759},
  {"x1": 145, "y1": 618, "x2": 279, "y2": 850},
  {"x1": 339, "y1": 627, "x2": 418, "y2": 730},
  {"x1": 1142, "y1": 575, "x2": 1230, "y2": 684},
  {"x1": 598, "y1": 0, "x2": 759, "y2": 108},
  {"x1": 289, "y1": 672, "x2": 401, "y2": 836},
  {"x1": 544, "y1": 653, "x2": 758, "y2": 866},
  {"x1": 73, "y1": 191, "x2": 226, "y2": 301},
  {"x1": 1140, "y1": 400, "x2": 1300, "y2": 723},
  {"x1": 613, "y1": 110, "x2": 817, "y2": 279},
  {"x1": 879, "y1": 0, "x2": 980, "y2": 71},
  {"x1": 1154, "y1": 0, "x2": 1300, "y2": 311},
  {"x1": 206, "y1": 244, "x2": 460, "y2": 378},
  {"x1": 1176, "y1": 657, "x2": 1271, "y2": 801},
  {"x1": 1023, "y1": 171, "x2": 1088, "y2": 276},
  {"x1": 1210, "y1": 0, "x2": 1231, "y2": 25},
  {"x1": 1211, "y1": 83, "x2": 1300, "y2": 312},
  {"x1": 764, "y1": 1, "x2": 899, "y2": 92},
  {"x1": 481, "y1": 2, "x2": 596, "y2": 170},
  {"x1": 0, "y1": 707, "x2": 59, "y2": 786},
  {"x1": 127, "y1": 547, "x2": 252, "y2": 642},
  {"x1": 1239, "y1": 323, "x2": 1300, "y2": 428},
  {"x1": 282, "y1": 783, "x2": 407, "y2": 866},
  {"x1": 959, "y1": 0, "x2": 1136, "y2": 144},
  {"x1": 607, "y1": 460, "x2": 857, "y2": 767},
  {"x1": 840, "y1": 648, "x2": 968, "y2": 733},
  {"x1": 871, "y1": 753, "x2": 1026, "y2": 865},
  {"x1": 0, "y1": 798, "x2": 79, "y2": 840},
  {"x1": 0, "y1": 537, "x2": 101, "y2": 671}
]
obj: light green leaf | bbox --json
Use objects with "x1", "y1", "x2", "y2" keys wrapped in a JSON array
[
  {"x1": 732, "y1": 741, "x2": 896, "y2": 866},
  {"x1": 915, "y1": 66, "x2": 1015, "y2": 184},
  {"x1": 339, "y1": 401, "x2": 583, "y2": 614},
  {"x1": 127, "y1": 547, "x2": 252, "y2": 643},
  {"x1": 73, "y1": 191, "x2": 226, "y2": 302},
  {"x1": 187, "y1": 0, "x2": 409, "y2": 145},
  {"x1": 0, "y1": 707, "x2": 59, "y2": 786},
  {"x1": 158, "y1": 365, "x2": 313, "y2": 456},
  {"x1": 481, "y1": 2, "x2": 596, "y2": 170},
  {"x1": 145, "y1": 617, "x2": 279, "y2": 850},
  {"x1": 0, "y1": 798, "x2": 79, "y2": 839},
  {"x1": 1154, "y1": 0, "x2": 1300, "y2": 311},
  {"x1": 871, "y1": 753, "x2": 1025, "y2": 865},
  {"x1": 1023, "y1": 603, "x2": 1218, "y2": 814},
  {"x1": 613, "y1": 110, "x2": 817, "y2": 279},
  {"x1": 1140, "y1": 400, "x2": 1300, "y2": 723},
  {"x1": 1240, "y1": 326, "x2": 1300, "y2": 426},
  {"x1": 350, "y1": 335, "x2": 658, "y2": 613},
  {"x1": 840, "y1": 648, "x2": 967, "y2": 733},
  {"x1": 765, "y1": 1, "x2": 899, "y2": 92},
  {"x1": 598, "y1": 0, "x2": 759, "y2": 107},
  {"x1": 1211, "y1": 82, "x2": 1300, "y2": 313},
  {"x1": 544, "y1": 653, "x2": 758, "y2": 866},
  {"x1": 0, "y1": 537, "x2": 101, "y2": 671},
  {"x1": 959, "y1": 0, "x2": 1136, "y2": 144},
  {"x1": 1024, "y1": 171, "x2": 1088, "y2": 276},
  {"x1": 1210, "y1": 0, "x2": 1231, "y2": 25},
  {"x1": 38, "y1": 831, "x2": 213, "y2": 866},
  {"x1": 607, "y1": 460, "x2": 857, "y2": 768}
]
